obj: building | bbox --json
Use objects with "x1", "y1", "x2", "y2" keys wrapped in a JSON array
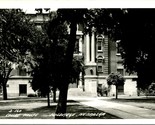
[
  {"x1": 3, "y1": 9, "x2": 138, "y2": 98},
  {"x1": 79, "y1": 30, "x2": 138, "y2": 97}
]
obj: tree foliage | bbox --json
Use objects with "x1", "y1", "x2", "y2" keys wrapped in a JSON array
[
  {"x1": 107, "y1": 72, "x2": 125, "y2": 99},
  {"x1": 0, "y1": 9, "x2": 37, "y2": 100},
  {"x1": 107, "y1": 72, "x2": 125, "y2": 86},
  {"x1": 28, "y1": 10, "x2": 85, "y2": 110},
  {"x1": 86, "y1": 9, "x2": 155, "y2": 90},
  {"x1": 29, "y1": 13, "x2": 69, "y2": 92},
  {"x1": 29, "y1": 11, "x2": 85, "y2": 106},
  {"x1": 53, "y1": 9, "x2": 87, "y2": 118},
  {"x1": 109, "y1": 9, "x2": 155, "y2": 90}
]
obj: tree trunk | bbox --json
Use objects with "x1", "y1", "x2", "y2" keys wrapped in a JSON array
[
  {"x1": 55, "y1": 84, "x2": 69, "y2": 119},
  {"x1": 53, "y1": 88, "x2": 56, "y2": 102},
  {"x1": 82, "y1": 72, "x2": 85, "y2": 92},
  {"x1": 116, "y1": 85, "x2": 118, "y2": 99},
  {"x1": 47, "y1": 92, "x2": 50, "y2": 107},
  {"x1": 2, "y1": 81, "x2": 7, "y2": 100},
  {"x1": 55, "y1": 20, "x2": 77, "y2": 119},
  {"x1": 2, "y1": 68, "x2": 12, "y2": 100}
]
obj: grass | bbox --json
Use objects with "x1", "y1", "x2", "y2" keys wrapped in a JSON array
[
  {"x1": 104, "y1": 96, "x2": 155, "y2": 103},
  {"x1": 0, "y1": 98, "x2": 120, "y2": 119},
  {"x1": 103, "y1": 96, "x2": 155, "y2": 111}
]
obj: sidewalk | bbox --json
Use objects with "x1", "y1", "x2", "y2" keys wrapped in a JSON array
[{"x1": 69, "y1": 96, "x2": 155, "y2": 119}]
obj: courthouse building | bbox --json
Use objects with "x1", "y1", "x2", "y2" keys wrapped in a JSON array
[{"x1": 2, "y1": 9, "x2": 138, "y2": 97}]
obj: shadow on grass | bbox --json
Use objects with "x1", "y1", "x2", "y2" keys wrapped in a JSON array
[{"x1": 66, "y1": 104, "x2": 120, "y2": 119}]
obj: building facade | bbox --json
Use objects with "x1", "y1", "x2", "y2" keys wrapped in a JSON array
[
  {"x1": 78, "y1": 29, "x2": 138, "y2": 96},
  {"x1": 3, "y1": 10, "x2": 138, "y2": 97}
]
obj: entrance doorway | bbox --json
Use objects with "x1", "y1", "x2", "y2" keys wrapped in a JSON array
[{"x1": 19, "y1": 84, "x2": 27, "y2": 96}]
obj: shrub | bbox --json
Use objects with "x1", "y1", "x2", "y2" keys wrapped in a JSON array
[
  {"x1": 107, "y1": 72, "x2": 125, "y2": 99},
  {"x1": 27, "y1": 94, "x2": 37, "y2": 97}
]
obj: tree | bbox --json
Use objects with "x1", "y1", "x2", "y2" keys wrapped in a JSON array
[
  {"x1": 0, "y1": 59, "x2": 14, "y2": 100},
  {"x1": 86, "y1": 9, "x2": 155, "y2": 91},
  {"x1": 30, "y1": 61, "x2": 52, "y2": 107},
  {"x1": 29, "y1": 11, "x2": 85, "y2": 110},
  {"x1": 29, "y1": 12, "x2": 69, "y2": 106},
  {"x1": 108, "y1": 9, "x2": 155, "y2": 90},
  {"x1": 70, "y1": 56, "x2": 85, "y2": 85},
  {"x1": 0, "y1": 9, "x2": 36, "y2": 100},
  {"x1": 107, "y1": 72, "x2": 125, "y2": 99},
  {"x1": 54, "y1": 9, "x2": 87, "y2": 118}
]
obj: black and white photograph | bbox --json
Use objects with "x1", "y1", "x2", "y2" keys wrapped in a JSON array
[{"x1": 0, "y1": 0, "x2": 155, "y2": 124}]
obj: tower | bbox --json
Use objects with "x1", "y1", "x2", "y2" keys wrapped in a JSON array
[
  {"x1": 82, "y1": 25, "x2": 111, "y2": 96},
  {"x1": 84, "y1": 28, "x2": 98, "y2": 96}
]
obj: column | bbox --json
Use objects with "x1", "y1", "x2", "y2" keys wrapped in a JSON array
[
  {"x1": 86, "y1": 34, "x2": 90, "y2": 63},
  {"x1": 79, "y1": 37, "x2": 82, "y2": 53},
  {"x1": 78, "y1": 72, "x2": 83, "y2": 89},
  {"x1": 91, "y1": 32, "x2": 95, "y2": 62}
]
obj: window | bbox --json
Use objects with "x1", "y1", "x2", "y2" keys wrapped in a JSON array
[
  {"x1": 97, "y1": 56, "x2": 104, "y2": 63},
  {"x1": 90, "y1": 69, "x2": 94, "y2": 75},
  {"x1": 97, "y1": 55, "x2": 104, "y2": 73},
  {"x1": 97, "y1": 66, "x2": 103, "y2": 72},
  {"x1": 98, "y1": 59, "x2": 103, "y2": 63},
  {"x1": 98, "y1": 41, "x2": 102, "y2": 51},
  {"x1": 97, "y1": 35, "x2": 104, "y2": 51}
]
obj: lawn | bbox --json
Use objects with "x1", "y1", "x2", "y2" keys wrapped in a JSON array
[
  {"x1": 103, "y1": 96, "x2": 155, "y2": 111},
  {"x1": 0, "y1": 97, "x2": 119, "y2": 119}
]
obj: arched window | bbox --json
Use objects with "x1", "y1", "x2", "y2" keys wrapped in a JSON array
[
  {"x1": 97, "y1": 55, "x2": 104, "y2": 63},
  {"x1": 96, "y1": 35, "x2": 104, "y2": 51},
  {"x1": 96, "y1": 55, "x2": 104, "y2": 73},
  {"x1": 90, "y1": 68, "x2": 94, "y2": 75}
]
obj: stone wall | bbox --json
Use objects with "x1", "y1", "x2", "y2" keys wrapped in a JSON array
[
  {"x1": 84, "y1": 75, "x2": 97, "y2": 97},
  {"x1": 124, "y1": 76, "x2": 137, "y2": 96}
]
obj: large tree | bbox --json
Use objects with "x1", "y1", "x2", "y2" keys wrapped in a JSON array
[
  {"x1": 0, "y1": 9, "x2": 36, "y2": 100},
  {"x1": 108, "y1": 9, "x2": 155, "y2": 90},
  {"x1": 29, "y1": 15, "x2": 69, "y2": 106},
  {"x1": 29, "y1": 11, "x2": 85, "y2": 110},
  {"x1": 54, "y1": 9, "x2": 87, "y2": 118},
  {"x1": 86, "y1": 9, "x2": 155, "y2": 91}
]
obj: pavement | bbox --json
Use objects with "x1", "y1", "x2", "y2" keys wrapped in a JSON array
[{"x1": 68, "y1": 96, "x2": 155, "y2": 119}]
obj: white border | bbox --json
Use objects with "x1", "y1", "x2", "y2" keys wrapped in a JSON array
[
  {"x1": 0, "y1": 0, "x2": 155, "y2": 8},
  {"x1": 1, "y1": 119, "x2": 155, "y2": 124},
  {"x1": 0, "y1": 0, "x2": 155, "y2": 124}
]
